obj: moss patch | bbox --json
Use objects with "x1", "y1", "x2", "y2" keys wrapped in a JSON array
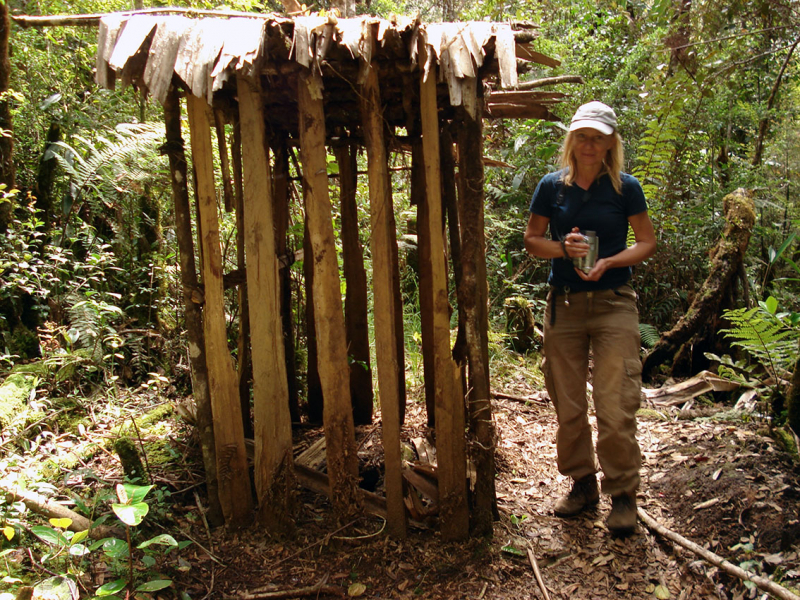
[{"x1": 0, "y1": 372, "x2": 36, "y2": 428}]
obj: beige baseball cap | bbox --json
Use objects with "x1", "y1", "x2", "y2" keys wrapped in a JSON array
[{"x1": 568, "y1": 101, "x2": 617, "y2": 135}]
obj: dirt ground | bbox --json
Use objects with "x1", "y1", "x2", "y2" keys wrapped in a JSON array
[{"x1": 167, "y1": 381, "x2": 800, "y2": 600}]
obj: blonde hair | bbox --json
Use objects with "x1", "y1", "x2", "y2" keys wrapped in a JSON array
[{"x1": 558, "y1": 131, "x2": 624, "y2": 194}]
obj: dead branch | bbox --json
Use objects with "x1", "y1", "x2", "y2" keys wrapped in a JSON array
[
  {"x1": 638, "y1": 508, "x2": 800, "y2": 600},
  {"x1": 0, "y1": 480, "x2": 122, "y2": 539},
  {"x1": 514, "y1": 75, "x2": 584, "y2": 90},
  {"x1": 233, "y1": 575, "x2": 344, "y2": 599},
  {"x1": 11, "y1": 8, "x2": 274, "y2": 27},
  {"x1": 492, "y1": 391, "x2": 549, "y2": 404},
  {"x1": 526, "y1": 547, "x2": 552, "y2": 600}
]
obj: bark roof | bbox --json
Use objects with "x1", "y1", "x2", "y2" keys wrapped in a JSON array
[{"x1": 95, "y1": 12, "x2": 563, "y2": 137}]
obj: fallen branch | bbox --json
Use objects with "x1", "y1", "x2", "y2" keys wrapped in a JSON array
[
  {"x1": 233, "y1": 575, "x2": 344, "y2": 599},
  {"x1": 491, "y1": 391, "x2": 549, "y2": 405},
  {"x1": 514, "y1": 75, "x2": 584, "y2": 90},
  {"x1": 638, "y1": 507, "x2": 800, "y2": 600},
  {"x1": 526, "y1": 547, "x2": 552, "y2": 600},
  {"x1": 0, "y1": 480, "x2": 122, "y2": 539}
]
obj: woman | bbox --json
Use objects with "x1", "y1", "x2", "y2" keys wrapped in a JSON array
[{"x1": 524, "y1": 101, "x2": 656, "y2": 535}]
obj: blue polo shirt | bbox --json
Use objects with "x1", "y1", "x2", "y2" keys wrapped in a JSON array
[{"x1": 529, "y1": 169, "x2": 648, "y2": 292}]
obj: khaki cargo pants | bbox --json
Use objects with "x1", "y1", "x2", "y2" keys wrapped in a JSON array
[{"x1": 542, "y1": 285, "x2": 642, "y2": 497}]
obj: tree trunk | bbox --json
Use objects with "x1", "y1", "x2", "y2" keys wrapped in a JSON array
[
  {"x1": 642, "y1": 188, "x2": 756, "y2": 381},
  {"x1": 163, "y1": 88, "x2": 223, "y2": 526},
  {"x1": 0, "y1": 2, "x2": 14, "y2": 231},
  {"x1": 34, "y1": 122, "x2": 61, "y2": 232}
]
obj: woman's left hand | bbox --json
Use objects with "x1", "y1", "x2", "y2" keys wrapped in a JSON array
[{"x1": 576, "y1": 257, "x2": 611, "y2": 281}]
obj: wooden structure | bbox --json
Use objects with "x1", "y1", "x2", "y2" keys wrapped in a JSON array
[{"x1": 84, "y1": 9, "x2": 563, "y2": 539}]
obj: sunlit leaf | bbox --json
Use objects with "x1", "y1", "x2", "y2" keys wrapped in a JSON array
[
  {"x1": 2, "y1": 526, "x2": 14, "y2": 541},
  {"x1": 112, "y1": 502, "x2": 149, "y2": 526},
  {"x1": 348, "y1": 582, "x2": 366, "y2": 597},
  {"x1": 137, "y1": 534, "x2": 178, "y2": 549},
  {"x1": 49, "y1": 517, "x2": 73, "y2": 529}
]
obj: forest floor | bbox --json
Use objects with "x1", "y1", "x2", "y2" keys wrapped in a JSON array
[{"x1": 165, "y1": 376, "x2": 800, "y2": 600}]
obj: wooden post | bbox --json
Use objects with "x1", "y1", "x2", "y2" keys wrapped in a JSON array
[
  {"x1": 186, "y1": 95, "x2": 253, "y2": 529},
  {"x1": 413, "y1": 139, "x2": 436, "y2": 428},
  {"x1": 334, "y1": 141, "x2": 374, "y2": 426},
  {"x1": 231, "y1": 106, "x2": 254, "y2": 441},
  {"x1": 359, "y1": 63, "x2": 407, "y2": 538},
  {"x1": 237, "y1": 75, "x2": 296, "y2": 531},
  {"x1": 457, "y1": 80, "x2": 495, "y2": 536},
  {"x1": 297, "y1": 69, "x2": 360, "y2": 516},
  {"x1": 271, "y1": 138, "x2": 301, "y2": 423},
  {"x1": 163, "y1": 88, "x2": 223, "y2": 527},
  {"x1": 419, "y1": 55, "x2": 468, "y2": 540}
]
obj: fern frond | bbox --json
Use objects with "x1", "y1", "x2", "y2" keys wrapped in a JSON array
[
  {"x1": 720, "y1": 306, "x2": 799, "y2": 379},
  {"x1": 639, "y1": 323, "x2": 661, "y2": 348}
]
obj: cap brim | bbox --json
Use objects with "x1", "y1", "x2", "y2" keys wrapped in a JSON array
[{"x1": 568, "y1": 119, "x2": 614, "y2": 135}]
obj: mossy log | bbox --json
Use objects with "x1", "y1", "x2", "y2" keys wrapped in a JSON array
[
  {"x1": 114, "y1": 437, "x2": 149, "y2": 483},
  {"x1": 642, "y1": 188, "x2": 756, "y2": 381}
]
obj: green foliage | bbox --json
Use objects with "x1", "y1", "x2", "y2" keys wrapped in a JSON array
[{"x1": 720, "y1": 296, "x2": 799, "y2": 381}]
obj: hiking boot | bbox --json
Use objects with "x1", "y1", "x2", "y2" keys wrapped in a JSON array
[
  {"x1": 607, "y1": 493, "x2": 637, "y2": 535},
  {"x1": 553, "y1": 475, "x2": 599, "y2": 517}
]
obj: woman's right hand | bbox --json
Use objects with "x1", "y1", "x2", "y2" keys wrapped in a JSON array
[{"x1": 564, "y1": 227, "x2": 589, "y2": 258}]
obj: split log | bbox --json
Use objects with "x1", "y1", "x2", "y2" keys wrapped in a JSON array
[
  {"x1": 639, "y1": 508, "x2": 800, "y2": 600},
  {"x1": 162, "y1": 88, "x2": 223, "y2": 527},
  {"x1": 237, "y1": 74, "x2": 295, "y2": 532},
  {"x1": 456, "y1": 81, "x2": 496, "y2": 535},
  {"x1": 419, "y1": 45, "x2": 469, "y2": 541},
  {"x1": 297, "y1": 68, "x2": 360, "y2": 518},
  {"x1": 642, "y1": 189, "x2": 756, "y2": 381},
  {"x1": 359, "y1": 63, "x2": 406, "y2": 538},
  {"x1": 334, "y1": 141, "x2": 373, "y2": 426},
  {"x1": 187, "y1": 95, "x2": 254, "y2": 529},
  {"x1": 270, "y1": 138, "x2": 301, "y2": 422}
]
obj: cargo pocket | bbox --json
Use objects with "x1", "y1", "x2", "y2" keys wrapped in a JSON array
[{"x1": 622, "y1": 358, "x2": 643, "y2": 413}]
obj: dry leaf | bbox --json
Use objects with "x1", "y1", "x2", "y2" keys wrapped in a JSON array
[{"x1": 348, "y1": 582, "x2": 366, "y2": 597}]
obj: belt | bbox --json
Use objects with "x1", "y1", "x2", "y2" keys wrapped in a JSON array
[{"x1": 548, "y1": 286, "x2": 627, "y2": 325}]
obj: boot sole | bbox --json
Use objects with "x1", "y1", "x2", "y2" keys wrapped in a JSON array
[{"x1": 553, "y1": 498, "x2": 599, "y2": 518}]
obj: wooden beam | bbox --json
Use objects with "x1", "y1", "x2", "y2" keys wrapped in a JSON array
[
  {"x1": 297, "y1": 69, "x2": 360, "y2": 516},
  {"x1": 419, "y1": 53, "x2": 468, "y2": 540},
  {"x1": 359, "y1": 63, "x2": 407, "y2": 538},
  {"x1": 186, "y1": 94, "x2": 253, "y2": 529},
  {"x1": 334, "y1": 141, "x2": 374, "y2": 426},
  {"x1": 237, "y1": 74, "x2": 295, "y2": 532},
  {"x1": 457, "y1": 80, "x2": 495, "y2": 536},
  {"x1": 163, "y1": 88, "x2": 223, "y2": 527}
]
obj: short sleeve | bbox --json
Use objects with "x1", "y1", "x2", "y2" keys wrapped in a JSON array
[
  {"x1": 622, "y1": 174, "x2": 648, "y2": 217},
  {"x1": 529, "y1": 173, "x2": 557, "y2": 218}
]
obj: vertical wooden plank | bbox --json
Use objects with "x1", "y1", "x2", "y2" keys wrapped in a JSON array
[
  {"x1": 413, "y1": 139, "x2": 436, "y2": 428},
  {"x1": 163, "y1": 89, "x2": 223, "y2": 527},
  {"x1": 271, "y1": 138, "x2": 301, "y2": 423},
  {"x1": 457, "y1": 80, "x2": 495, "y2": 536},
  {"x1": 334, "y1": 142, "x2": 374, "y2": 426},
  {"x1": 419, "y1": 53, "x2": 469, "y2": 540},
  {"x1": 359, "y1": 64, "x2": 407, "y2": 538},
  {"x1": 237, "y1": 75, "x2": 296, "y2": 531},
  {"x1": 231, "y1": 106, "x2": 254, "y2": 441},
  {"x1": 297, "y1": 69, "x2": 360, "y2": 515},
  {"x1": 303, "y1": 212, "x2": 324, "y2": 424},
  {"x1": 186, "y1": 95, "x2": 253, "y2": 529}
]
